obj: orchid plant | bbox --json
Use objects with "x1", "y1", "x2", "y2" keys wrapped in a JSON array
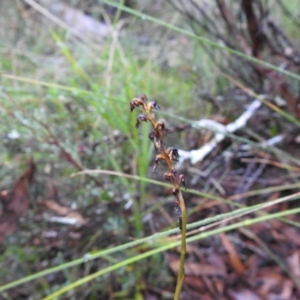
[{"x1": 130, "y1": 94, "x2": 187, "y2": 300}]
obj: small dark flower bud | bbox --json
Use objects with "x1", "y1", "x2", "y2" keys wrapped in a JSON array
[
  {"x1": 171, "y1": 148, "x2": 179, "y2": 160},
  {"x1": 130, "y1": 98, "x2": 145, "y2": 111},
  {"x1": 175, "y1": 201, "x2": 182, "y2": 230},
  {"x1": 166, "y1": 147, "x2": 179, "y2": 162},
  {"x1": 139, "y1": 94, "x2": 148, "y2": 103},
  {"x1": 153, "y1": 154, "x2": 165, "y2": 171},
  {"x1": 174, "y1": 201, "x2": 182, "y2": 218},
  {"x1": 172, "y1": 187, "x2": 179, "y2": 196},
  {"x1": 130, "y1": 101, "x2": 135, "y2": 112},
  {"x1": 178, "y1": 217, "x2": 182, "y2": 231},
  {"x1": 148, "y1": 131, "x2": 160, "y2": 150},
  {"x1": 154, "y1": 121, "x2": 165, "y2": 131},
  {"x1": 148, "y1": 131, "x2": 155, "y2": 142},
  {"x1": 149, "y1": 101, "x2": 160, "y2": 111},
  {"x1": 164, "y1": 172, "x2": 174, "y2": 183},
  {"x1": 155, "y1": 140, "x2": 162, "y2": 151},
  {"x1": 136, "y1": 114, "x2": 148, "y2": 128},
  {"x1": 179, "y1": 174, "x2": 186, "y2": 190}
]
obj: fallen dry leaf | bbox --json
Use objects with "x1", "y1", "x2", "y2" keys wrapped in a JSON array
[
  {"x1": 169, "y1": 260, "x2": 226, "y2": 277},
  {"x1": 288, "y1": 251, "x2": 300, "y2": 278},
  {"x1": 40, "y1": 199, "x2": 87, "y2": 225},
  {"x1": 0, "y1": 159, "x2": 35, "y2": 243},
  {"x1": 40, "y1": 199, "x2": 69, "y2": 215},
  {"x1": 227, "y1": 288, "x2": 261, "y2": 300},
  {"x1": 0, "y1": 213, "x2": 18, "y2": 242},
  {"x1": 220, "y1": 232, "x2": 245, "y2": 274}
]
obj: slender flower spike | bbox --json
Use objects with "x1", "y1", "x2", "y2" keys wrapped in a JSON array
[{"x1": 130, "y1": 94, "x2": 187, "y2": 299}]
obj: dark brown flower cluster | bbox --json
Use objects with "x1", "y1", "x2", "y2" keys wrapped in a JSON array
[{"x1": 130, "y1": 94, "x2": 186, "y2": 229}]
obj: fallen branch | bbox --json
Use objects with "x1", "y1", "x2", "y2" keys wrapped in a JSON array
[{"x1": 178, "y1": 99, "x2": 262, "y2": 164}]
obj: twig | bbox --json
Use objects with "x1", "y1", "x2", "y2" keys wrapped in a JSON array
[
  {"x1": 178, "y1": 99, "x2": 261, "y2": 165},
  {"x1": 5, "y1": 91, "x2": 103, "y2": 187}
]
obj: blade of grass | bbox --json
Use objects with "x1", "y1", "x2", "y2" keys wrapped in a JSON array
[
  {"x1": 229, "y1": 182, "x2": 300, "y2": 200},
  {"x1": 23, "y1": 0, "x2": 101, "y2": 49},
  {"x1": 1, "y1": 74, "x2": 94, "y2": 95},
  {"x1": 42, "y1": 206, "x2": 300, "y2": 299},
  {"x1": 102, "y1": 0, "x2": 300, "y2": 82},
  {"x1": 108, "y1": 155, "x2": 144, "y2": 234},
  {"x1": 222, "y1": 72, "x2": 300, "y2": 126},
  {"x1": 1, "y1": 185, "x2": 299, "y2": 294},
  {"x1": 50, "y1": 31, "x2": 92, "y2": 85},
  {"x1": 160, "y1": 110, "x2": 300, "y2": 166}
]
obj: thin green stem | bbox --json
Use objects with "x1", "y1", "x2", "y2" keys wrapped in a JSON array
[
  {"x1": 1, "y1": 191, "x2": 299, "y2": 294},
  {"x1": 174, "y1": 191, "x2": 186, "y2": 300},
  {"x1": 41, "y1": 206, "x2": 300, "y2": 300}
]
